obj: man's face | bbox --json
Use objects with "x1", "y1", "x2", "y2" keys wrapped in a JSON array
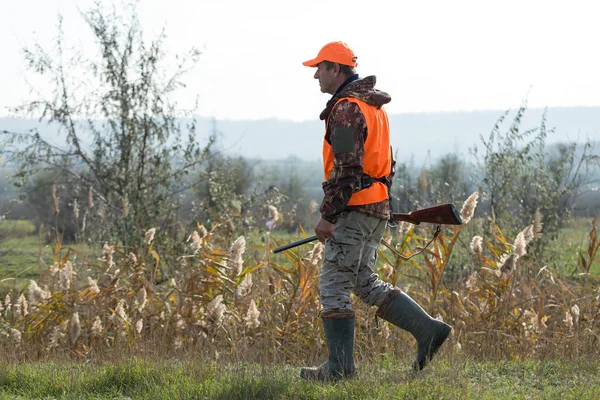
[{"x1": 314, "y1": 62, "x2": 339, "y2": 95}]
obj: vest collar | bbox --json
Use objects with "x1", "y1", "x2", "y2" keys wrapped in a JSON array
[
  {"x1": 331, "y1": 74, "x2": 359, "y2": 99},
  {"x1": 320, "y1": 74, "x2": 360, "y2": 121}
]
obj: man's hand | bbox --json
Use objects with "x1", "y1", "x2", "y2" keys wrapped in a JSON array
[{"x1": 315, "y1": 217, "x2": 335, "y2": 243}]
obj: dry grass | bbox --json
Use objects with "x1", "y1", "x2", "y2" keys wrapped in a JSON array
[{"x1": 0, "y1": 194, "x2": 599, "y2": 370}]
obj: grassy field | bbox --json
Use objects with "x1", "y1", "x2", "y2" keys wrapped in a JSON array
[
  {"x1": 0, "y1": 355, "x2": 599, "y2": 399},
  {"x1": 0, "y1": 216, "x2": 598, "y2": 399},
  {"x1": 2, "y1": 216, "x2": 597, "y2": 283},
  {"x1": 0, "y1": 220, "x2": 97, "y2": 292},
  {"x1": 544, "y1": 217, "x2": 600, "y2": 275}
]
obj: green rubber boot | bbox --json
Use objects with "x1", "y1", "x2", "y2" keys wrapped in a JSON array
[
  {"x1": 377, "y1": 289, "x2": 452, "y2": 372},
  {"x1": 300, "y1": 310, "x2": 355, "y2": 381}
]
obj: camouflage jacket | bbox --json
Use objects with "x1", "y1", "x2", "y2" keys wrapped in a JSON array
[{"x1": 319, "y1": 75, "x2": 395, "y2": 224}]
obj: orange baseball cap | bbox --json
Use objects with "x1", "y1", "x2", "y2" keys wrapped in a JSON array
[{"x1": 302, "y1": 41, "x2": 358, "y2": 68}]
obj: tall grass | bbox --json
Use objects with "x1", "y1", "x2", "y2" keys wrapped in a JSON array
[{"x1": 0, "y1": 192, "x2": 599, "y2": 369}]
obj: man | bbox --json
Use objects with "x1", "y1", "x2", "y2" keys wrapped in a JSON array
[{"x1": 299, "y1": 41, "x2": 452, "y2": 381}]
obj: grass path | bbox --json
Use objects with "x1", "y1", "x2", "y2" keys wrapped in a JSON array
[{"x1": 0, "y1": 356, "x2": 599, "y2": 399}]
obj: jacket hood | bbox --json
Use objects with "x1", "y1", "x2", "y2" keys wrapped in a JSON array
[{"x1": 320, "y1": 75, "x2": 391, "y2": 121}]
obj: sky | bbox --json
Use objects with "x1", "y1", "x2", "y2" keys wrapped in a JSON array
[{"x1": 1, "y1": 0, "x2": 599, "y2": 122}]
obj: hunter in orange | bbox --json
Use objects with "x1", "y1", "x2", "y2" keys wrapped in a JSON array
[{"x1": 299, "y1": 41, "x2": 452, "y2": 382}]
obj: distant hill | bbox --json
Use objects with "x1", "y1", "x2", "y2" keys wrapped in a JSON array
[
  {"x1": 1, "y1": 106, "x2": 599, "y2": 165},
  {"x1": 189, "y1": 106, "x2": 600, "y2": 165},
  {"x1": 2, "y1": 107, "x2": 599, "y2": 219}
]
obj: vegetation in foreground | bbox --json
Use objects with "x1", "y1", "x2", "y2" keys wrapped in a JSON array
[
  {"x1": 0, "y1": 193, "x2": 598, "y2": 372},
  {"x1": 0, "y1": 355, "x2": 599, "y2": 399}
]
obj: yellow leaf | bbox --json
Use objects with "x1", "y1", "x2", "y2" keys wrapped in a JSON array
[
  {"x1": 61, "y1": 249, "x2": 71, "y2": 266},
  {"x1": 272, "y1": 263, "x2": 294, "y2": 274},
  {"x1": 73, "y1": 349, "x2": 86, "y2": 358},
  {"x1": 491, "y1": 224, "x2": 508, "y2": 245},
  {"x1": 244, "y1": 262, "x2": 264, "y2": 275},
  {"x1": 205, "y1": 266, "x2": 223, "y2": 276}
]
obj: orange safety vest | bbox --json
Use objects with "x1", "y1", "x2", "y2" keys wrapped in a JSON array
[{"x1": 323, "y1": 97, "x2": 391, "y2": 206}]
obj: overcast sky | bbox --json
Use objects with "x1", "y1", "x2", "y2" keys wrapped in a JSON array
[{"x1": 1, "y1": 0, "x2": 599, "y2": 122}]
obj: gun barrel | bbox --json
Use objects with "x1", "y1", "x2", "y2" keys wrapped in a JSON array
[{"x1": 273, "y1": 235, "x2": 318, "y2": 254}]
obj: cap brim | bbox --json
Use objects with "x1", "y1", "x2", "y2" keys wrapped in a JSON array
[{"x1": 302, "y1": 57, "x2": 321, "y2": 67}]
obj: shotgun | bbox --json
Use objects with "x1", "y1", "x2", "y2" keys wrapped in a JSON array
[{"x1": 273, "y1": 203, "x2": 462, "y2": 254}]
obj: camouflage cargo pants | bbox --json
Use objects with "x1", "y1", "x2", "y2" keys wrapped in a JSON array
[{"x1": 319, "y1": 210, "x2": 395, "y2": 312}]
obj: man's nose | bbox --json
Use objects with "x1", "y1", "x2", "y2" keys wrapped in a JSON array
[{"x1": 314, "y1": 70, "x2": 319, "y2": 79}]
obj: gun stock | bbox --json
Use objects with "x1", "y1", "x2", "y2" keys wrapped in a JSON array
[
  {"x1": 273, "y1": 203, "x2": 462, "y2": 254},
  {"x1": 392, "y1": 203, "x2": 462, "y2": 226}
]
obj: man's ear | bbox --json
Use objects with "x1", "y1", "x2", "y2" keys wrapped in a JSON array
[{"x1": 332, "y1": 63, "x2": 340, "y2": 76}]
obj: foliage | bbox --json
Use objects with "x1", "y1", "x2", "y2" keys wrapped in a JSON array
[
  {"x1": 469, "y1": 103, "x2": 600, "y2": 243},
  {"x1": 0, "y1": 1, "x2": 214, "y2": 250},
  {"x1": 0, "y1": 193, "x2": 599, "y2": 367}
]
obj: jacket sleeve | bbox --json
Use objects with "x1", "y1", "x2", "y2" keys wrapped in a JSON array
[{"x1": 320, "y1": 100, "x2": 367, "y2": 223}]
